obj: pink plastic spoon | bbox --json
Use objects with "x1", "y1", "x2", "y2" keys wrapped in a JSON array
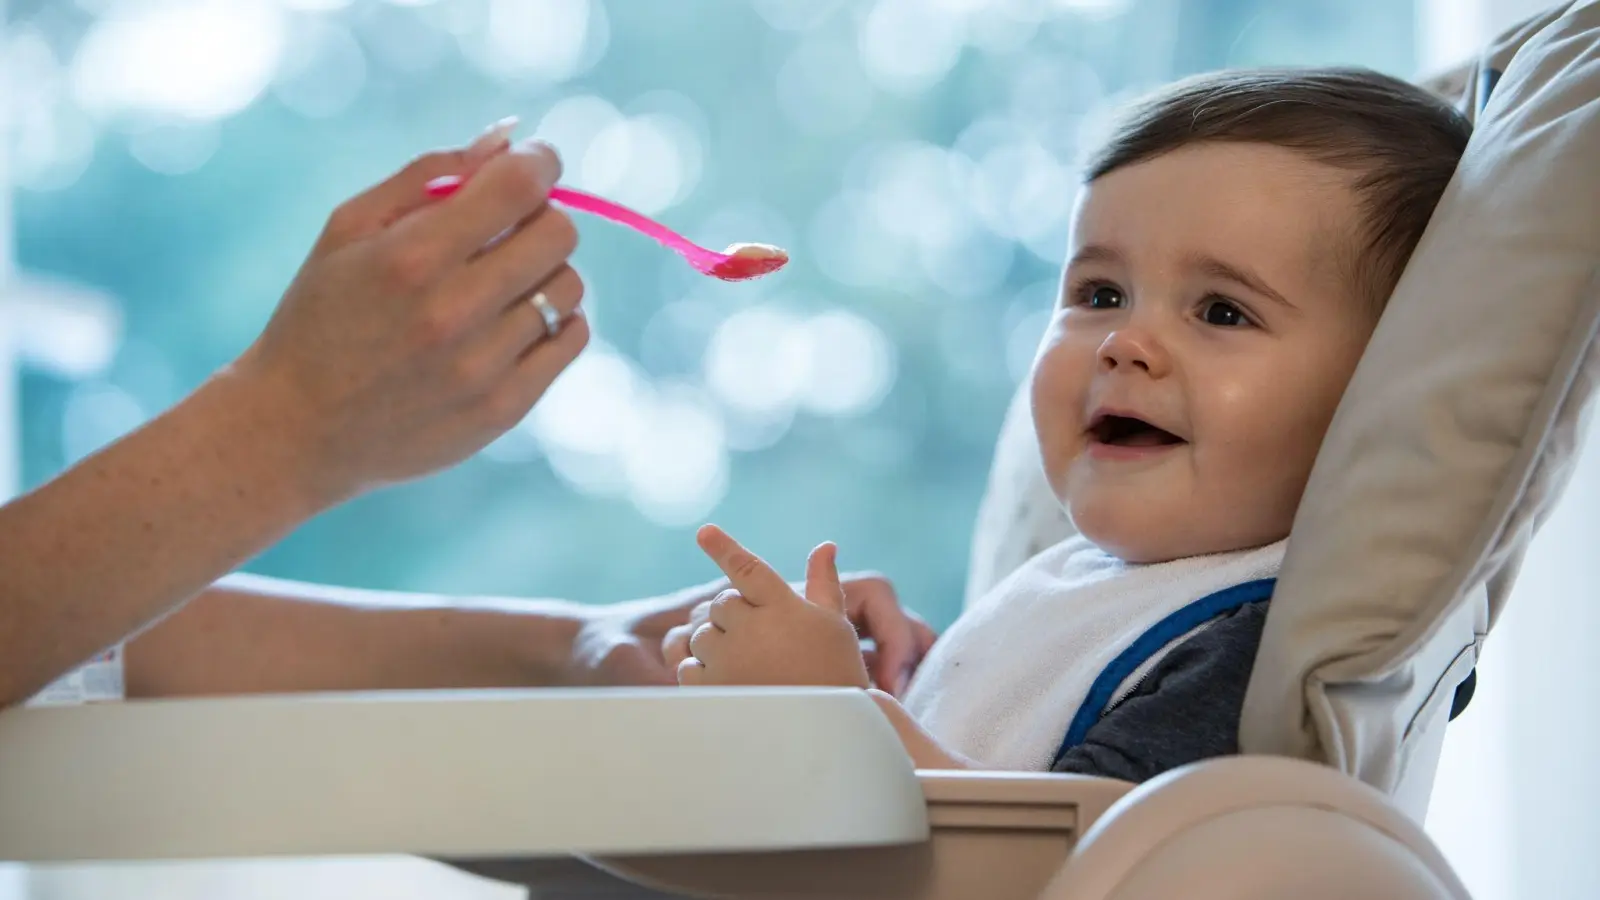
[{"x1": 423, "y1": 175, "x2": 789, "y2": 282}]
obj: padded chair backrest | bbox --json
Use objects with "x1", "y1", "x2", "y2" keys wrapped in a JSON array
[
  {"x1": 1239, "y1": 0, "x2": 1600, "y2": 802},
  {"x1": 963, "y1": 382, "x2": 1076, "y2": 609}
]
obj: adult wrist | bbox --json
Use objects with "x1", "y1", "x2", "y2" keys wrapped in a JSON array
[
  {"x1": 207, "y1": 350, "x2": 351, "y2": 517},
  {"x1": 498, "y1": 598, "x2": 589, "y2": 686}
]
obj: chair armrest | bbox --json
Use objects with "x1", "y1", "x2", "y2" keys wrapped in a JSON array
[
  {"x1": 918, "y1": 769, "x2": 1133, "y2": 833},
  {"x1": 1041, "y1": 755, "x2": 1472, "y2": 900}
]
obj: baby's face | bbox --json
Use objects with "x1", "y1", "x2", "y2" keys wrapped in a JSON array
[{"x1": 1031, "y1": 142, "x2": 1378, "y2": 563}]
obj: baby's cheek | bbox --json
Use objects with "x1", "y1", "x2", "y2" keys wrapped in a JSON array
[
  {"x1": 1203, "y1": 378, "x2": 1320, "y2": 508},
  {"x1": 1029, "y1": 340, "x2": 1086, "y2": 468},
  {"x1": 1241, "y1": 397, "x2": 1334, "y2": 527}
]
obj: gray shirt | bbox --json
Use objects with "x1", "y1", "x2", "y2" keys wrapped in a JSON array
[{"x1": 1050, "y1": 601, "x2": 1267, "y2": 781}]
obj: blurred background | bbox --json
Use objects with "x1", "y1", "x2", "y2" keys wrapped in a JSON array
[
  {"x1": 0, "y1": 0, "x2": 1420, "y2": 624},
  {"x1": 1, "y1": 1, "x2": 1592, "y2": 899}
]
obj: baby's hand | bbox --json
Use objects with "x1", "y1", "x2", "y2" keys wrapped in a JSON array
[
  {"x1": 661, "y1": 571, "x2": 935, "y2": 696},
  {"x1": 677, "y1": 525, "x2": 870, "y2": 690}
]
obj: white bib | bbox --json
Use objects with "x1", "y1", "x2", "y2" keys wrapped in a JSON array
[{"x1": 903, "y1": 535, "x2": 1284, "y2": 770}]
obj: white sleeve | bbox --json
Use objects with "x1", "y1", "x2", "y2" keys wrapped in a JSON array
[{"x1": 25, "y1": 644, "x2": 125, "y2": 707}]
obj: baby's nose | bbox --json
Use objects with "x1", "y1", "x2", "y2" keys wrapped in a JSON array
[{"x1": 1097, "y1": 330, "x2": 1163, "y2": 374}]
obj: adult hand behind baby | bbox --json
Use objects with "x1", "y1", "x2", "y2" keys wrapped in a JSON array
[
  {"x1": 661, "y1": 563, "x2": 935, "y2": 695},
  {"x1": 228, "y1": 124, "x2": 589, "y2": 509},
  {"x1": 676, "y1": 525, "x2": 871, "y2": 689},
  {"x1": 850, "y1": 577, "x2": 937, "y2": 696},
  {"x1": 561, "y1": 578, "x2": 727, "y2": 687}
]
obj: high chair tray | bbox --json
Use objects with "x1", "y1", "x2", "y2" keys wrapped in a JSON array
[{"x1": 0, "y1": 687, "x2": 929, "y2": 862}]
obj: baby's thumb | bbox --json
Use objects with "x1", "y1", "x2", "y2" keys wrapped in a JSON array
[{"x1": 804, "y1": 543, "x2": 847, "y2": 615}]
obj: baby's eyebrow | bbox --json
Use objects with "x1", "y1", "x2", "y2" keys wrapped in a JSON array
[
  {"x1": 1186, "y1": 253, "x2": 1297, "y2": 311},
  {"x1": 1067, "y1": 244, "x2": 1123, "y2": 268}
]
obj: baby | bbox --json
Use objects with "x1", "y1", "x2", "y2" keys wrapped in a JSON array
[{"x1": 672, "y1": 67, "x2": 1473, "y2": 780}]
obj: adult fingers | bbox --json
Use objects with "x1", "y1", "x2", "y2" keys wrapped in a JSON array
[
  {"x1": 841, "y1": 576, "x2": 926, "y2": 698},
  {"x1": 862, "y1": 648, "x2": 880, "y2": 677},
  {"x1": 885, "y1": 616, "x2": 938, "y2": 697},
  {"x1": 912, "y1": 616, "x2": 938, "y2": 657},
  {"x1": 456, "y1": 207, "x2": 581, "y2": 334},
  {"x1": 474, "y1": 265, "x2": 584, "y2": 371},
  {"x1": 476, "y1": 309, "x2": 591, "y2": 432},
  {"x1": 864, "y1": 610, "x2": 915, "y2": 697},
  {"x1": 315, "y1": 119, "x2": 516, "y2": 254},
  {"x1": 687, "y1": 598, "x2": 713, "y2": 632},
  {"x1": 389, "y1": 139, "x2": 565, "y2": 269},
  {"x1": 661, "y1": 623, "x2": 694, "y2": 669},
  {"x1": 661, "y1": 596, "x2": 715, "y2": 667}
]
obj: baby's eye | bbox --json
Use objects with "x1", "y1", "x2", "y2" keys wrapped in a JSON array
[
  {"x1": 1086, "y1": 285, "x2": 1125, "y2": 309},
  {"x1": 1200, "y1": 298, "x2": 1249, "y2": 327}
]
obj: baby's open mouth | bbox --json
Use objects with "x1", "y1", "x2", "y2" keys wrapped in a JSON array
[{"x1": 1088, "y1": 414, "x2": 1186, "y2": 448}]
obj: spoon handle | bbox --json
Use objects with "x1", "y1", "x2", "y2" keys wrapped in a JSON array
[
  {"x1": 547, "y1": 187, "x2": 720, "y2": 264},
  {"x1": 424, "y1": 175, "x2": 733, "y2": 270}
]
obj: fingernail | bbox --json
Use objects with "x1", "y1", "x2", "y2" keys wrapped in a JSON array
[
  {"x1": 511, "y1": 136, "x2": 563, "y2": 190},
  {"x1": 512, "y1": 135, "x2": 559, "y2": 157},
  {"x1": 484, "y1": 114, "x2": 520, "y2": 135},
  {"x1": 465, "y1": 115, "x2": 519, "y2": 161}
]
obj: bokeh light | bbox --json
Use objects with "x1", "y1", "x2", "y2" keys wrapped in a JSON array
[
  {"x1": 271, "y1": 15, "x2": 367, "y2": 119},
  {"x1": 461, "y1": 0, "x2": 606, "y2": 84},
  {"x1": 858, "y1": 0, "x2": 967, "y2": 95},
  {"x1": 71, "y1": 0, "x2": 287, "y2": 121}
]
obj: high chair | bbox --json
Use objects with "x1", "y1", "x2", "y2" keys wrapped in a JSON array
[{"x1": 2, "y1": 2, "x2": 1597, "y2": 897}]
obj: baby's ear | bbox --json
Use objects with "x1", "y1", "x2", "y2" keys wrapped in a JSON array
[{"x1": 804, "y1": 543, "x2": 847, "y2": 614}]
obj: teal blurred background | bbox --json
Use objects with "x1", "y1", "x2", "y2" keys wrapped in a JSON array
[{"x1": 4, "y1": 0, "x2": 1417, "y2": 630}]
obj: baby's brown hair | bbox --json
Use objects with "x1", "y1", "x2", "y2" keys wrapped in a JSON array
[{"x1": 1084, "y1": 67, "x2": 1473, "y2": 312}]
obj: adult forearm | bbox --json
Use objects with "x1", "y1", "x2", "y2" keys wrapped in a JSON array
[
  {"x1": 124, "y1": 574, "x2": 584, "y2": 697},
  {"x1": 0, "y1": 129, "x2": 590, "y2": 709},
  {"x1": 0, "y1": 367, "x2": 325, "y2": 706}
]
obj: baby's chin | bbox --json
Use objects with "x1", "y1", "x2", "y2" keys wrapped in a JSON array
[
  {"x1": 1072, "y1": 503, "x2": 1291, "y2": 564},
  {"x1": 1065, "y1": 495, "x2": 1217, "y2": 564},
  {"x1": 1080, "y1": 531, "x2": 1185, "y2": 565},
  {"x1": 1063, "y1": 503, "x2": 1169, "y2": 564}
]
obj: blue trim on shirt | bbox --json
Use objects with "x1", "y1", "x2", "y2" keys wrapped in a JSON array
[
  {"x1": 1051, "y1": 578, "x2": 1277, "y2": 768},
  {"x1": 1476, "y1": 65, "x2": 1502, "y2": 115}
]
